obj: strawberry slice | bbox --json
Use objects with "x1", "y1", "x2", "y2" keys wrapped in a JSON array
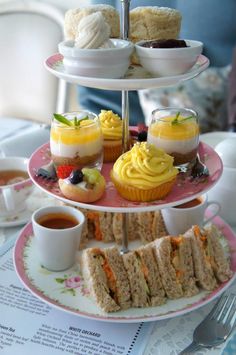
[{"x1": 56, "y1": 165, "x2": 76, "y2": 179}]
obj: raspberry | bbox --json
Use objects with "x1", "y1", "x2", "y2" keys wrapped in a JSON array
[{"x1": 56, "y1": 165, "x2": 76, "y2": 179}]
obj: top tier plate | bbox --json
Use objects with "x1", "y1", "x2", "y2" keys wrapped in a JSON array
[
  {"x1": 45, "y1": 53, "x2": 209, "y2": 91},
  {"x1": 28, "y1": 141, "x2": 222, "y2": 213}
]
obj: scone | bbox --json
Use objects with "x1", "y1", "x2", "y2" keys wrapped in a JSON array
[
  {"x1": 130, "y1": 6, "x2": 181, "y2": 43},
  {"x1": 64, "y1": 4, "x2": 120, "y2": 40},
  {"x1": 110, "y1": 142, "x2": 178, "y2": 202},
  {"x1": 130, "y1": 6, "x2": 182, "y2": 64},
  {"x1": 99, "y1": 110, "x2": 123, "y2": 162},
  {"x1": 59, "y1": 168, "x2": 105, "y2": 203}
]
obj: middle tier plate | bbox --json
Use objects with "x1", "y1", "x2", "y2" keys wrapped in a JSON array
[{"x1": 28, "y1": 141, "x2": 223, "y2": 213}]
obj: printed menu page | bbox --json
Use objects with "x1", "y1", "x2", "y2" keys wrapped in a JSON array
[{"x1": 0, "y1": 248, "x2": 153, "y2": 355}]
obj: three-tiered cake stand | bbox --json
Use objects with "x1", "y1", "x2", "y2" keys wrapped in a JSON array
[
  {"x1": 14, "y1": 1, "x2": 236, "y2": 323},
  {"x1": 42, "y1": 0, "x2": 216, "y2": 254}
]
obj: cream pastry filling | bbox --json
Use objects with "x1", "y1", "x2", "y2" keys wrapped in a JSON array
[
  {"x1": 50, "y1": 139, "x2": 103, "y2": 158},
  {"x1": 147, "y1": 134, "x2": 198, "y2": 154}
]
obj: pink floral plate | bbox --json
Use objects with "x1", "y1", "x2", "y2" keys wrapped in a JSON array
[
  {"x1": 28, "y1": 141, "x2": 223, "y2": 213},
  {"x1": 45, "y1": 53, "x2": 209, "y2": 91},
  {"x1": 13, "y1": 216, "x2": 236, "y2": 323}
]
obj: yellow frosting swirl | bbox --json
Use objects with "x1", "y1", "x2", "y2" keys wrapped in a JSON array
[
  {"x1": 99, "y1": 110, "x2": 122, "y2": 140},
  {"x1": 113, "y1": 142, "x2": 178, "y2": 189}
]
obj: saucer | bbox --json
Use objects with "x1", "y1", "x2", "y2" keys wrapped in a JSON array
[
  {"x1": 200, "y1": 131, "x2": 236, "y2": 148},
  {"x1": 0, "y1": 187, "x2": 59, "y2": 228},
  {"x1": 0, "y1": 207, "x2": 32, "y2": 228}
]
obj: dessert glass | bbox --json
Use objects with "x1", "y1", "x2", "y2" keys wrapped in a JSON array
[
  {"x1": 50, "y1": 111, "x2": 103, "y2": 170},
  {"x1": 147, "y1": 107, "x2": 199, "y2": 170}
]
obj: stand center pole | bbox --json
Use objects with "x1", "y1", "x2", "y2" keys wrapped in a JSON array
[{"x1": 120, "y1": 0, "x2": 131, "y2": 254}]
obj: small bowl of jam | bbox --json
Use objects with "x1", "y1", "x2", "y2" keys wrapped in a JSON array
[{"x1": 135, "y1": 39, "x2": 203, "y2": 77}]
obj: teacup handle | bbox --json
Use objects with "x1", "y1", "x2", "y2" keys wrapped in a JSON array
[
  {"x1": 203, "y1": 201, "x2": 221, "y2": 226},
  {"x1": 2, "y1": 187, "x2": 15, "y2": 212}
]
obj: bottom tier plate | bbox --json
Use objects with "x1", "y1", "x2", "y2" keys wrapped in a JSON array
[{"x1": 14, "y1": 216, "x2": 236, "y2": 323}]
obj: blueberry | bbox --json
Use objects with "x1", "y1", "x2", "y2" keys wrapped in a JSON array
[
  {"x1": 137, "y1": 130, "x2": 147, "y2": 142},
  {"x1": 69, "y1": 169, "x2": 84, "y2": 184}
]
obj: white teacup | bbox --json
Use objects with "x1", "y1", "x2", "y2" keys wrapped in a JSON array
[
  {"x1": 207, "y1": 167, "x2": 236, "y2": 226},
  {"x1": 0, "y1": 157, "x2": 33, "y2": 216},
  {"x1": 162, "y1": 193, "x2": 221, "y2": 235},
  {"x1": 32, "y1": 205, "x2": 85, "y2": 271}
]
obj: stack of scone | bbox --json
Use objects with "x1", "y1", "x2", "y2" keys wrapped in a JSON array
[{"x1": 63, "y1": 4, "x2": 182, "y2": 64}]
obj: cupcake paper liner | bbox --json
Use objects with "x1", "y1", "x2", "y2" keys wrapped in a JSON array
[
  {"x1": 103, "y1": 141, "x2": 123, "y2": 163},
  {"x1": 110, "y1": 171, "x2": 176, "y2": 202}
]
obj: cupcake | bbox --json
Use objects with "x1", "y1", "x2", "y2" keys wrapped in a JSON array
[
  {"x1": 99, "y1": 110, "x2": 123, "y2": 162},
  {"x1": 110, "y1": 142, "x2": 178, "y2": 202}
]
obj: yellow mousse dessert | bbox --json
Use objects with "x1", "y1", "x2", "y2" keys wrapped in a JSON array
[
  {"x1": 148, "y1": 109, "x2": 199, "y2": 166},
  {"x1": 110, "y1": 142, "x2": 178, "y2": 202},
  {"x1": 50, "y1": 112, "x2": 103, "y2": 169},
  {"x1": 99, "y1": 110, "x2": 123, "y2": 162}
]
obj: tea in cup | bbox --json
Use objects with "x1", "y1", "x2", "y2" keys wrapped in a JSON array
[
  {"x1": 148, "y1": 107, "x2": 199, "y2": 171},
  {"x1": 32, "y1": 205, "x2": 85, "y2": 271},
  {"x1": 50, "y1": 111, "x2": 103, "y2": 171},
  {"x1": 161, "y1": 193, "x2": 221, "y2": 235},
  {"x1": 0, "y1": 157, "x2": 33, "y2": 216}
]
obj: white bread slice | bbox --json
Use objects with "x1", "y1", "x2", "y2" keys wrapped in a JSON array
[
  {"x1": 152, "y1": 237, "x2": 183, "y2": 299},
  {"x1": 184, "y1": 226, "x2": 217, "y2": 291},
  {"x1": 204, "y1": 224, "x2": 233, "y2": 282},
  {"x1": 136, "y1": 244, "x2": 166, "y2": 306}
]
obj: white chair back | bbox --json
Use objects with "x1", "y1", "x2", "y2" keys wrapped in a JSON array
[{"x1": 0, "y1": 0, "x2": 68, "y2": 124}]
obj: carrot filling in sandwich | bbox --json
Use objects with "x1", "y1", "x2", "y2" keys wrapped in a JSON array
[
  {"x1": 87, "y1": 212, "x2": 102, "y2": 241},
  {"x1": 193, "y1": 225, "x2": 213, "y2": 264},
  {"x1": 93, "y1": 249, "x2": 118, "y2": 303},
  {"x1": 170, "y1": 237, "x2": 184, "y2": 280}
]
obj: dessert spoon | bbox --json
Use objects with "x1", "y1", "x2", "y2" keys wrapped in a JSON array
[{"x1": 191, "y1": 154, "x2": 209, "y2": 179}]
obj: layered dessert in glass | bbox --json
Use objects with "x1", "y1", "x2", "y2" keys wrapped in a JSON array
[
  {"x1": 50, "y1": 111, "x2": 103, "y2": 170},
  {"x1": 148, "y1": 108, "x2": 199, "y2": 169}
]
